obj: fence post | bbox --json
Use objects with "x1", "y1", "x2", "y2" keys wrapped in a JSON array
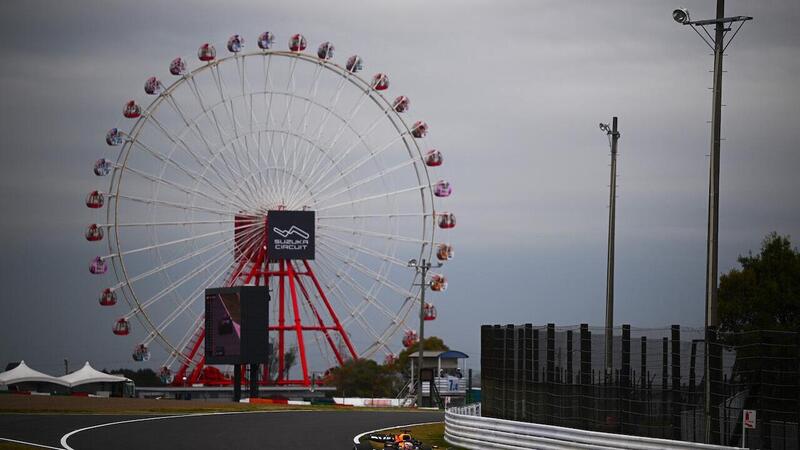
[
  {"x1": 493, "y1": 324, "x2": 503, "y2": 418},
  {"x1": 504, "y1": 324, "x2": 514, "y2": 420},
  {"x1": 707, "y1": 326, "x2": 721, "y2": 445},
  {"x1": 566, "y1": 329, "x2": 574, "y2": 426},
  {"x1": 480, "y1": 325, "x2": 490, "y2": 416},
  {"x1": 546, "y1": 323, "x2": 555, "y2": 425},
  {"x1": 516, "y1": 325, "x2": 524, "y2": 421},
  {"x1": 641, "y1": 337, "x2": 647, "y2": 389},
  {"x1": 671, "y1": 325, "x2": 681, "y2": 440},
  {"x1": 580, "y1": 324, "x2": 591, "y2": 429},
  {"x1": 524, "y1": 324, "x2": 533, "y2": 423},
  {"x1": 621, "y1": 325, "x2": 631, "y2": 434}
]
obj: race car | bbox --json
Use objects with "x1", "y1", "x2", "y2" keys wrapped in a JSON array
[{"x1": 353, "y1": 430, "x2": 433, "y2": 450}]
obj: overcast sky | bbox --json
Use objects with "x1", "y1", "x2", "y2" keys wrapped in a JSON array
[{"x1": 0, "y1": 0, "x2": 798, "y2": 374}]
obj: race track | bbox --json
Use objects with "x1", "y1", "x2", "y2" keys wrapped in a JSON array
[{"x1": 0, "y1": 409, "x2": 444, "y2": 449}]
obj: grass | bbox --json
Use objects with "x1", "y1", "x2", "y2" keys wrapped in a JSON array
[
  {"x1": 362, "y1": 422, "x2": 466, "y2": 450},
  {"x1": 0, "y1": 442, "x2": 41, "y2": 449}
]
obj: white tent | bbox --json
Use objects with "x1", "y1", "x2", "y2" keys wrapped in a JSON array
[
  {"x1": 59, "y1": 361, "x2": 129, "y2": 387},
  {"x1": 0, "y1": 361, "x2": 69, "y2": 387}
]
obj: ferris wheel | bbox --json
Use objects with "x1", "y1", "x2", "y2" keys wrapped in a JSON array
[{"x1": 85, "y1": 32, "x2": 455, "y2": 386}]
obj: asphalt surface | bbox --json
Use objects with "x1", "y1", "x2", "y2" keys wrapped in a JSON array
[{"x1": 0, "y1": 409, "x2": 444, "y2": 449}]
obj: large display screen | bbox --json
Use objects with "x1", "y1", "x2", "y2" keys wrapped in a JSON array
[
  {"x1": 267, "y1": 210, "x2": 315, "y2": 260},
  {"x1": 204, "y1": 286, "x2": 269, "y2": 365}
]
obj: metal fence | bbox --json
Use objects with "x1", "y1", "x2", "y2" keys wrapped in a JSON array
[{"x1": 481, "y1": 324, "x2": 799, "y2": 449}]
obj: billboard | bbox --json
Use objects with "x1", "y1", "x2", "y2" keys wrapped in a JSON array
[
  {"x1": 267, "y1": 210, "x2": 315, "y2": 260},
  {"x1": 204, "y1": 286, "x2": 270, "y2": 365}
]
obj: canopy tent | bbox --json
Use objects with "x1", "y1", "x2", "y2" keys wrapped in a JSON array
[
  {"x1": 59, "y1": 362, "x2": 129, "y2": 387},
  {"x1": 0, "y1": 361, "x2": 69, "y2": 387}
]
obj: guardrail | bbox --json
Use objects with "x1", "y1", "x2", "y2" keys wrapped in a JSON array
[{"x1": 444, "y1": 404, "x2": 740, "y2": 450}]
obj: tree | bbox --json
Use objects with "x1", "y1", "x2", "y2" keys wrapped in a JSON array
[
  {"x1": 267, "y1": 339, "x2": 298, "y2": 381},
  {"x1": 106, "y1": 368, "x2": 164, "y2": 386},
  {"x1": 718, "y1": 232, "x2": 800, "y2": 332},
  {"x1": 392, "y1": 336, "x2": 449, "y2": 376},
  {"x1": 327, "y1": 358, "x2": 397, "y2": 398},
  {"x1": 716, "y1": 233, "x2": 799, "y2": 447}
]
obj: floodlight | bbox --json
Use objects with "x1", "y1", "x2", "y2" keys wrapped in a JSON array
[
  {"x1": 673, "y1": 8, "x2": 690, "y2": 24},
  {"x1": 599, "y1": 123, "x2": 611, "y2": 133},
  {"x1": 407, "y1": 259, "x2": 418, "y2": 268}
]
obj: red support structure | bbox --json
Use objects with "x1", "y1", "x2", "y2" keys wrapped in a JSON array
[{"x1": 171, "y1": 213, "x2": 357, "y2": 387}]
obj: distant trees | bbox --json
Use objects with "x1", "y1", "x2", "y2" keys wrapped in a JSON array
[
  {"x1": 106, "y1": 368, "x2": 163, "y2": 386},
  {"x1": 390, "y1": 336, "x2": 449, "y2": 376},
  {"x1": 327, "y1": 358, "x2": 398, "y2": 398},
  {"x1": 328, "y1": 336, "x2": 452, "y2": 397},
  {"x1": 718, "y1": 232, "x2": 800, "y2": 332}
]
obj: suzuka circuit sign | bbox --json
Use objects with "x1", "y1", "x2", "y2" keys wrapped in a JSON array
[{"x1": 267, "y1": 210, "x2": 315, "y2": 260}]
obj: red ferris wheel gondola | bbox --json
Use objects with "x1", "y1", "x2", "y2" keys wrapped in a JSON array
[
  {"x1": 85, "y1": 224, "x2": 103, "y2": 241},
  {"x1": 113, "y1": 318, "x2": 130, "y2": 336},
  {"x1": 198, "y1": 43, "x2": 216, "y2": 62},
  {"x1": 423, "y1": 303, "x2": 437, "y2": 321},
  {"x1": 402, "y1": 330, "x2": 418, "y2": 348},
  {"x1": 99, "y1": 288, "x2": 116, "y2": 306},
  {"x1": 372, "y1": 73, "x2": 389, "y2": 91},
  {"x1": 289, "y1": 34, "x2": 307, "y2": 52},
  {"x1": 123, "y1": 100, "x2": 141, "y2": 119}
]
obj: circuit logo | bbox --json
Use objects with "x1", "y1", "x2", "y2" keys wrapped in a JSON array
[{"x1": 272, "y1": 226, "x2": 310, "y2": 239}]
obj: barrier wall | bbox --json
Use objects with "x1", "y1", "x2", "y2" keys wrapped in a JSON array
[{"x1": 444, "y1": 404, "x2": 740, "y2": 450}]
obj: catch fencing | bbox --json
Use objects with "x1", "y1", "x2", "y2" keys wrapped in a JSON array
[{"x1": 481, "y1": 324, "x2": 799, "y2": 449}]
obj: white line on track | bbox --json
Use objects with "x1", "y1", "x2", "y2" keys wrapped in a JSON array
[
  {"x1": 59, "y1": 409, "x2": 313, "y2": 450},
  {"x1": 0, "y1": 437, "x2": 65, "y2": 449},
  {"x1": 351, "y1": 421, "x2": 443, "y2": 445}
]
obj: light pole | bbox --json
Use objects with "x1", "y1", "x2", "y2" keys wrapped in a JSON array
[
  {"x1": 672, "y1": 3, "x2": 751, "y2": 443},
  {"x1": 408, "y1": 258, "x2": 442, "y2": 408},
  {"x1": 599, "y1": 118, "x2": 620, "y2": 372}
]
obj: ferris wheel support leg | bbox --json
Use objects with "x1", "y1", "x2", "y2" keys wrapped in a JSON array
[
  {"x1": 172, "y1": 326, "x2": 206, "y2": 386},
  {"x1": 278, "y1": 260, "x2": 286, "y2": 382},
  {"x1": 292, "y1": 265, "x2": 345, "y2": 366},
  {"x1": 303, "y1": 260, "x2": 358, "y2": 361},
  {"x1": 188, "y1": 355, "x2": 206, "y2": 385},
  {"x1": 286, "y1": 261, "x2": 311, "y2": 386}
]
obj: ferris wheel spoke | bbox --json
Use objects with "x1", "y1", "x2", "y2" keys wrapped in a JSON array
[
  {"x1": 272, "y1": 57, "x2": 299, "y2": 203},
  {"x1": 187, "y1": 76, "x2": 261, "y2": 203},
  {"x1": 317, "y1": 213, "x2": 425, "y2": 220},
  {"x1": 316, "y1": 243, "x2": 415, "y2": 300},
  {"x1": 164, "y1": 313, "x2": 205, "y2": 367},
  {"x1": 282, "y1": 63, "x2": 325, "y2": 207},
  {"x1": 117, "y1": 163, "x2": 245, "y2": 211},
  {"x1": 123, "y1": 244, "x2": 233, "y2": 320},
  {"x1": 162, "y1": 93, "x2": 253, "y2": 203},
  {"x1": 318, "y1": 232, "x2": 408, "y2": 268},
  {"x1": 107, "y1": 221, "x2": 253, "y2": 260},
  {"x1": 145, "y1": 256, "x2": 232, "y2": 342},
  {"x1": 313, "y1": 157, "x2": 417, "y2": 205},
  {"x1": 315, "y1": 185, "x2": 425, "y2": 212},
  {"x1": 304, "y1": 124, "x2": 408, "y2": 202},
  {"x1": 296, "y1": 92, "x2": 374, "y2": 200},
  {"x1": 313, "y1": 255, "x2": 399, "y2": 358},
  {"x1": 114, "y1": 193, "x2": 238, "y2": 216},
  {"x1": 97, "y1": 218, "x2": 235, "y2": 228},
  {"x1": 210, "y1": 64, "x2": 264, "y2": 202},
  {"x1": 137, "y1": 104, "x2": 249, "y2": 208},
  {"x1": 141, "y1": 256, "x2": 230, "y2": 346},
  {"x1": 317, "y1": 223, "x2": 426, "y2": 244},
  {"x1": 288, "y1": 72, "x2": 351, "y2": 207},
  {"x1": 311, "y1": 256, "x2": 390, "y2": 345},
  {"x1": 110, "y1": 227, "x2": 256, "y2": 289}
]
